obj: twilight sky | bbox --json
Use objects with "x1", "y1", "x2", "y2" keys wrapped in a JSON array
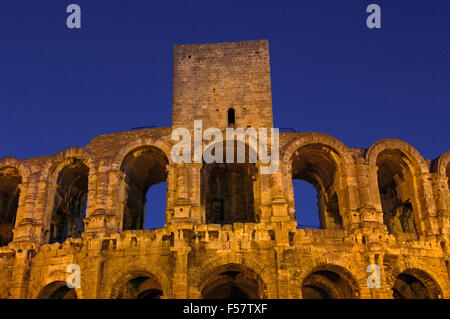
[{"x1": 1, "y1": 0, "x2": 449, "y2": 228}]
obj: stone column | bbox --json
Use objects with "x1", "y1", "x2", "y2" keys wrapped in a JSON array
[
  {"x1": 188, "y1": 163, "x2": 202, "y2": 223},
  {"x1": 171, "y1": 230, "x2": 191, "y2": 298},
  {"x1": 275, "y1": 247, "x2": 288, "y2": 298},
  {"x1": 84, "y1": 167, "x2": 120, "y2": 238},
  {"x1": 355, "y1": 163, "x2": 385, "y2": 229},
  {"x1": 282, "y1": 165, "x2": 296, "y2": 221},
  {"x1": 9, "y1": 243, "x2": 33, "y2": 298},
  {"x1": 13, "y1": 176, "x2": 46, "y2": 243},
  {"x1": 430, "y1": 174, "x2": 450, "y2": 236},
  {"x1": 171, "y1": 164, "x2": 191, "y2": 222},
  {"x1": 79, "y1": 255, "x2": 105, "y2": 299},
  {"x1": 416, "y1": 173, "x2": 440, "y2": 236},
  {"x1": 270, "y1": 170, "x2": 289, "y2": 222}
]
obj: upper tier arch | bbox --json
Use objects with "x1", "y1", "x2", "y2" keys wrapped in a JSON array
[
  {"x1": 111, "y1": 137, "x2": 174, "y2": 170},
  {"x1": 282, "y1": 133, "x2": 354, "y2": 166},
  {"x1": 366, "y1": 138, "x2": 429, "y2": 174}
]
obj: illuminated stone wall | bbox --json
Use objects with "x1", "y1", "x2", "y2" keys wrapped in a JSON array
[{"x1": 0, "y1": 40, "x2": 449, "y2": 299}]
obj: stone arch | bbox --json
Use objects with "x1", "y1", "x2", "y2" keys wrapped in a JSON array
[
  {"x1": 366, "y1": 139, "x2": 427, "y2": 236},
  {"x1": 200, "y1": 263, "x2": 267, "y2": 299},
  {"x1": 110, "y1": 270, "x2": 164, "y2": 299},
  {"x1": 201, "y1": 138, "x2": 260, "y2": 225},
  {"x1": 282, "y1": 133, "x2": 354, "y2": 167},
  {"x1": 281, "y1": 133, "x2": 356, "y2": 230},
  {"x1": 43, "y1": 148, "x2": 96, "y2": 244},
  {"x1": 42, "y1": 147, "x2": 97, "y2": 181},
  {"x1": 299, "y1": 261, "x2": 362, "y2": 299},
  {"x1": 189, "y1": 253, "x2": 277, "y2": 298},
  {"x1": 107, "y1": 265, "x2": 171, "y2": 299},
  {"x1": 0, "y1": 157, "x2": 29, "y2": 246},
  {"x1": 366, "y1": 138, "x2": 428, "y2": 174},
  {"x1": 110, "y1": 138, "x2": 173, "y2": 171},
  {"x1": 118, "y1": 145, "x2": 169, "y2": 231},
  {"x1": 0, "y1": 157, "x2": 31, "y2": 183},
  {"x1": 35, "y1": 281, "x2": 78, "y2": 299},
  {"x1": 386, "y1": 260, "x2": 447, "y2": 299}
]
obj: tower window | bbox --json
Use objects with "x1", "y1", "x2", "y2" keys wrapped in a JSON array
[{"x1": 228, "y1": 108, "x2": 235, "y2": 126}]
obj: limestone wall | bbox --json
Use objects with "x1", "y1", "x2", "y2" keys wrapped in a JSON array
[{"x1": 0, "y1": 127, "x2": 449, "y2": 299}]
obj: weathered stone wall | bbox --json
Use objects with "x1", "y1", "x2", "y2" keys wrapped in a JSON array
[{"x1": 0, "y1": 40, "x2": 449, "y2": 299}]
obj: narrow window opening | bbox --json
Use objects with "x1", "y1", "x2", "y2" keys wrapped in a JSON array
[{"x1": 227, "y1": 108, "x2": 235, "y2": 126}]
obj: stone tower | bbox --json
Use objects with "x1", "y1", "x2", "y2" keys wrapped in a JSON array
[
  {"x1": 172, "y1": 40, "x2": 273, "y2": 130},
  {"x1": 0, "y1": 40, "x2": 449, "y2": 299}
]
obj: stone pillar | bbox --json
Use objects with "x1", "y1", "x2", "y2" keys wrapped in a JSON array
[
  {"x1": 171, "y1": 229, "x2": 191, "y2": 298},
  {"x1": 430, "y1": 174, "x2": 450, "y2": 236},
  {"x1": 9, "y1": 242, "x2": 34, "y2": 298},
  {"x1": 165, "y1": 164, "x2": 176, "y2": 224},
  {"x1": 33, "y1": 178, "x2": 54, "y2": 240},
  {"x1": 84, "y1": 167, "x2": 120, "y2": 238},
  {"x1": 275, "y1": 247, "x2": 288, "y2": 298},
  {"x1": 171, "y1": 164, "x2": 191, "y2": 223},
  {"x1": 13, "y1": 176, "x2": 46, "y2": 243},
  {"x1": 79, "y1": 256, "x2": 105, "y2": 299},
  {"x1": 188, "y1": 163, "x2": 202, "y2": 223},
  {"x1": 270, "y1": 171, "x2": 289, "y2": 222},
  {"x1": 340, "y1": 162, "x2": 365, "y2": 233},
  {"x1": 354, "y1": 163, "x2": 385, "y2": 230},
  {"x1": 258, "y1": 173, "x2": 272, "y2": 223},
  {"x1": 282, "y1": 165, "x2": 296, "y2": 221},
  {"x1": 416, "y1": 173, "x2": 440, "y2": 236}
]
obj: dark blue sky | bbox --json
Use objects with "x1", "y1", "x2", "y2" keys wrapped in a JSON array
[{"x1": 1, "y1": 0, "x2": 449, "y2": 228}]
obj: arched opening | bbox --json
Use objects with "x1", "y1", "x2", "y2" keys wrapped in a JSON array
[
  {"x1": 121, "y1": 146, "x2": 168, "y2": 231},
  {"x1": 227, "y1": 108, "x2": 235, "y2": 126},
  {"x1": 201, "y1": 264, "x2": 266, "y2": 299},
  {"x1": 116, "y1": 275, "x2": 163, "y2": 299},
  {"x1": 393, "y1": 269, "x2": 442, "y2": 299},
  {"x1": 37, "y1": 281, "x2": 77, "y2": 299},
  {"x1": 302, "y1": 266, "x2": 359, "y2": 299},
  {"x1": 376, "y1": 149, "x2": 419, "y2": 236},
  {"x1": 291, "y1": 144, "x2": 343, "y2": 230},
  {"x1": 201, "y1": 141, "x2": 258, "y2": 224},
  {"x1": 49, "y1": 158, "x2": 89, "y2": 244},
  {"x1": 0, "y1": 166, "x2": 21, "y2": 246}
]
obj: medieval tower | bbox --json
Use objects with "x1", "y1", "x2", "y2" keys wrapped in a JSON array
[{"x1": 0, "y1": 40, "x2": 449, "y2": 299}]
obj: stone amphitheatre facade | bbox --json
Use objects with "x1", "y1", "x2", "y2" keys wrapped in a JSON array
[{"x1": 0, "y1": 40, "x2": 449, "y2": 299}]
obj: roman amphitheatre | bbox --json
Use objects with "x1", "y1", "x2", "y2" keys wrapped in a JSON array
[{"x1": 0, "y1": 40, "x2": 449, "y2": 299}]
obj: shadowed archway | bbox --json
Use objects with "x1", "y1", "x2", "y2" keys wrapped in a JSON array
[
  {"x1": 392, "y1": 269, "x2": 442, "y2": 299},
  {"x1": 291, "y1": 144, "x2": 344, "y2": 230},
  {"x1": 115, "y1": 275, "x2": 163, "y2": 299},
  {"x1": 201, "y1": 140, "x2": 259, "y2": 224},
  {"x1": 37, "y1": 281, "x2": 77, "y2": 299},
  {"x1": 0, "y1": 166, "x2": 22, "y2": 246},
  {"x1": 301, "y1": 265, "x2": 360, "y2": 299},
  {"x1": 120, "y1": 146, "x2": 168, "y2": 230},
  {"x1": 49, "y1": 158, "x2": 89, "y2": 244},
  {"x1": 376, "y1": 149, "x2": 420, "y2": 236},
  {"x1": 201, "y1": 263, "x2": 266, "y2": 299}
]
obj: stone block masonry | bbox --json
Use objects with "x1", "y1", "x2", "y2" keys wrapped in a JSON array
[{"x1": 0, "y1": 40, "x2": 449, "y2": 299}]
